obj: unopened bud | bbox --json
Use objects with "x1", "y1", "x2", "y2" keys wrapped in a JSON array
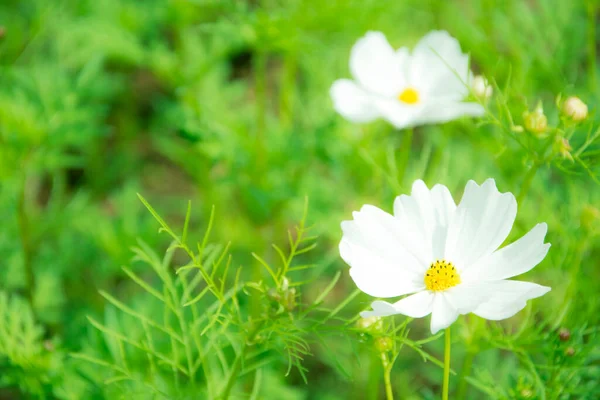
[
  {"x1": 562, "y1": 96, "x2": 588, "y2": 122},
  {"x1": 282, "y1": 287, "x2": 296, "y2": 311},
  {"x1": 281, "y1": 277, "x2": 290, "y2": 291},
  {"x1": 520, "y1": 388, "x2": 534, "y2": 398},
  {"x1": 472, "y1": 75, "x2": 493, "y2": 101},
  {"x1": 511, "y1": 125, "x2": 524, "y2": 133},
  {"x1": 565, "y1": 347, "x2": 575, "y2": 357},
  {"x1": 553, "y1": 137, "x2": 573, "y2": 161},
  {"x1": 267, "y1": 287, "x2": 281, "y2": 302},
  {"x1": 44, "y1": 340, "x2": 55, "y2": 352},
  {"x1": 558, "y1": 328, "x2": 571, "y2": 342},
  {"x1": 524, "y1": 103, "x2": 548, "y2": 137},
  {"x1": 375, "y1": 337, "x2": 393, "y2": 353},
  {"x1": 356, "y1": 316, "x2": 384, "y2": 334}
]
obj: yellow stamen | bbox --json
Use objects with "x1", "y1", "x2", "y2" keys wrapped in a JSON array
[
  {"x1": 424, "y1": 260, "x2": 461, "y2": 292},
  {"x1": 398, "y1": 88, "x2": 420, "y2": 104}
]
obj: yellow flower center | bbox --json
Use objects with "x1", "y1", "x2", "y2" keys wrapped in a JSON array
[
  {"x1": 398, "y1": 88, "x2": 420, "y2": 104},
  {"x1": 424, "y1": 260, "x2": 461, "y2": 292}
]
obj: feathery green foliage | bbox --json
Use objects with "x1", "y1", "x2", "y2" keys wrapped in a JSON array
[{"x1": 0, "y1": 0, "x2": 599, "y2": 398}]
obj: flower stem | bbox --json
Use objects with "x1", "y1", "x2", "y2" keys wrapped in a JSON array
[
  {"x1": 219, "y1": 320, "x2": 264, "y2": 399},
  {"x1": 254, "y1": 51, "x2": 267, "y2": 170},
  {"x1": 587, "y1": 0, "x2": 597, "y2": 91},
  {"x1": 17, "y1": 174, "x2": 35, "y2": 309},
  {"x1": 397, "y1": 128, "x2": 413, "y2": 186},
  {"x1": 380, "y1": 352, "x2": 394, "y2": 400},
  {"x1": 442, "y1": 327, "x2": 451, "y2": 400},
  {"x1": 516, "y1": 162, "x2": 540, "y2": 205},
  {"x1": 279, "y1": 52, "x2": 296, "y2": 130}
]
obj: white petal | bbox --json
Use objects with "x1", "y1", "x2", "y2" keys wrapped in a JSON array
[
  {"x1": 372, "y1": 98, "x2": 421, "y2": 129},
  {"x1": 340, "y1": 206, "x2": 425, "y2": 298},
  {"x1": 360, "y1": 291, "x2": 434, "y2": 319},
  {"x1": 444, "y1": 282, "x2": 490, "y2": 314},
  {"x1": 393, "y1": 180, "x2": 456, "y2": 264},
  {"x1": 472, "y1": 280, "x2": 551, "y2": 320},
  {"x1": 395, "y1": 47, "x2": 411, "y2": 73},
  {"x1": 430, "y1": 184, "x2": 458, "y2": 259},
  {"x1": 415, "y1": 101, "x2": 485, "y2": 125},
  {"x1": 430, "y1": 293, "x2": 459, "y2": 334},
  {"x1": 462, "y1": 223, "x2": 550, "y2": 282},
  {"x1": 350, "y1": 31, "x2": 404, "y2": 96},
  {"x1": 330, "y1": 79, "x2": 380, "y2": 123},
  {"x1": 360, "y1": 300, "x2": 399, "y2": 318},
  {"x1": 409, "y1": 31, "x2": 471, "y2": 100},
  {"x1": 445, "y1": 179, "x2": 517, "y2": 272},
  {"x1": 350, "y1": 204, "x2": 427, "y2": 274},
  {"x1": 392, "y1": 291, "x2": 434, "y2": 317}
]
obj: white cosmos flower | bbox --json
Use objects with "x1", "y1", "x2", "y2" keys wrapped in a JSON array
[
  {"x1": 340, "y1": 179, "x2": 551, "y2": 334},
  {"x1": 330, "y1": 31, "x2": 485, "y2": 129}
]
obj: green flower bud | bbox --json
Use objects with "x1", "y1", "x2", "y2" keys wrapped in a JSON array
[
  {"x1": 523, "y1": 103, "x2": 548, "y2": 137},
  {"x1": 375, "y1": 337, "x2": 393, "y2": 353},
  {"x1": 520, "y1": 388, "x2": 534, "y2": 398},
  {"x1": 282, "y1": 287, "x2": 296, "y2": 311},
  {"x1": 267, "y1": 287, "x2": 281, "y2": 302},
  {"x1": 356, "y1": 316, "x2": 384, "y2": 335},
  {"x1": 565, "y1": 347, "x2": 575, "y2": 357},
  {"x1": 553, "y1": 136, "x2": 573, "y2": 161}
]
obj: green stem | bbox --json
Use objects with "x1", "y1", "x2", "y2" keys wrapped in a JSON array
[
  {"x1": 17, "y1": 176, "x2": 35, "y2": 309},
  {"x1": 442, "y1": 327, "x2": 451, "y2": 400},
  {"x1": 516, "y1": 163, "x2": 540, "y2": 205},
  {"x1": 587, "y1": 0, "x2": 597, "y2": 91},
  {"x1": 397, "y1": 128, "x2": 413, "y2": 187},
  {"x1": 220, "y1": 321, "x2": 264, "y2": 399},
  {"x1": 381, "y1": 352, "x2": 394, "y2": 400},
  {"x1": 424, "y1": 133, "x2": 447, "y2": 183},
  {"x1": 254, "y1": 51, "x2": 267, "y2": 169},
  {"x1": 279, "y1": 52, "x2": 296, "y2": 130},
  {"x1": 455, "y1": 349, "x2": 475, "y2": 399}
]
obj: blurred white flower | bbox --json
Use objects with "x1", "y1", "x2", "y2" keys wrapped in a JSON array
[
  {"x1": 471, "y1": 75, "x2": 493, "y2": 101},
  {"x1": 562, "y1": 96, "x2": 588, "y2": 122},
  {"x1": 340, "y1": 179, "x2": 551, "y2": 334},
  {"x1": 330, "y1": 31, "x2": 484, "y2": 129}
]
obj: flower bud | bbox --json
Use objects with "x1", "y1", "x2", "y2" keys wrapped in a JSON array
[
  {"x1": 356, "y1": 316, "x2": 384, "y2": 334},
  {"x1": 44, "y1": 340, "x2": 55, "y2": 352},
  {"x1": 523, "y1": 103, "x2": 548, "y2": 137},
  {"x1": 375, "y1": 337, "x2": 394, "y2": 353},
  {"x1": 553, "y1": 137, "x2": 573, "y2": 161},
  {"x1": 282, "y1": 287, "x2": 296, "y2": 311},
  {"x1": 562, "y1": 96, "x2": 588, "y2": 122},
  {"x1": 520, "y1": 388, "x2": 534, "y2": 398},
  {"x1": 558, "y1": 328, "x2": 571, "y2": 342},
  {"x1": 565, "y1": 347, "x2": 575, "y2": 357},
  {"x1": 472, "y1": 75, "x2": 493, "y2": 101},
  {"x1": 267, "y1": 287, "x2": 281, "y2": 302}
]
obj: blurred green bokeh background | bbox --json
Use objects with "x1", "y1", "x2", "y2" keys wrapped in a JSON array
[{"x1": 0, "y1": 0, "x2": 599, "y2": 399}]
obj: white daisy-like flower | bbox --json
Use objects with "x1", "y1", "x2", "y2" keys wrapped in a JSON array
[
  {"x1": 330, "y1": 31, "x2": 485, "y2": 129},
  {"x1": 340, "y1": 179, "x2": 551, "y2": 334}
]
